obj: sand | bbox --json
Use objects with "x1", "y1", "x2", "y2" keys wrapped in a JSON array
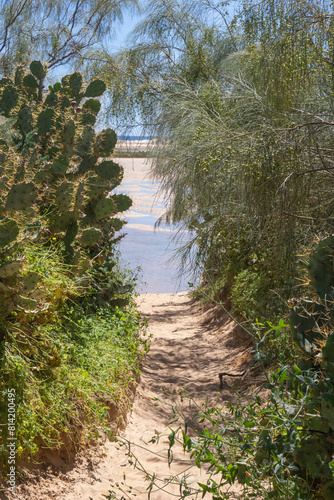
[{"x1": 115, "y1": 157, "x2": 166, "y2": 216}]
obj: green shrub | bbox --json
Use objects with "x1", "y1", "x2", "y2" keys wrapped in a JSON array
[
  {"x1": 1, "y1": 295, "x2": 149, "y2": 461},
  {"x1": 231, "y1": 267, "x2": 272, "y2": 318},
  {"x1": 168, "y1": 236, "x2": 334, "y2": 499}
]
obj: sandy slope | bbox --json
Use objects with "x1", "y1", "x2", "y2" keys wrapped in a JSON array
[{"x1": 7, "y1": 292, "x2": 256, "y2": 500}]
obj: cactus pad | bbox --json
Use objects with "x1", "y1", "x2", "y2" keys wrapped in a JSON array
[
  {"x1": 308, "y1": 236, "x2": 334, "y2": 304},
  {"x1": 81, "y1": 112, "x2": 96, "y2": 126},
  {"x1": 101, "y1": 222, "x2": 115, "y2": 237},
  {"x1": 76, "y1": 126, "x2": 95, "y2": 157},
  {"x1": 37, "y1": 108, "x2": 55, "y2": 135},
  {"x1": 0, "y1": 151, "x2": 5, "y2": 162},
  {"x1": 80, "y1": 227, "x2": 102, "y2": 246},
  {"x1": 69, "y1": 72, "x2": 83, "y2": 97},
  {"x1": 50, "y1": 213, "x2": 75, "y2": 233},
  {"x1": 293, "y1": 436, "x2": 332, "y2": 479},
  {"x1": 112, "y1": 194, "x2": 132, "y2": 212},
  {"x1": 95, "y1": 160, "x2": 122, "y2": 181},
  {"x1": 109, "y1": 218, "x2": 124, "y2": 231},
  {"x1": 304, "y1": 414, "x2": 330, "y2": 433},
  {"x1": 55, "y1": 182, "x2": 73, "y2": 212},
  {"x1": 0, "y1": 261, "x2": 23, "y2": 278},
  {"x1": 5, "y1": 182, "x2": 38, "y2": 211},
  {"x1": 44, "y1": 92, "x2": 59, "y2": 107},
  {"x1": 14, "y1": 165, "x2": 25, "y2": 183},
  {"x1": 94, "y1": 198, "x2": 115, "y2": 220},
  {"x1": 23, "y1": 74, "x2": 38, "y2": 91},
  {"x1": 84, "y1": 79, "x2": 106, "y2": 97},
  {"x1": 85, "y1": 176, "x2": 109, "y2": 198},
  {"x1": 78, "y1": 155, "x2": 96, "y2": 174},
  {"x1": 321, "y1": 480, "x2": 334, "y2": 500},
  {"x1": 74, "y1": 182, "x2": 86, "y2": 211},
  {"x1": 0, "y1": 85, "x2": 19, "y2": 117},
  {"x1": 14, "y1": 103, "x2": 34, "y2": 134},
  {"x1": 64, "y1": 221, "x2": 78, "y2": 248},
  {"x1": 289, "y1": 300, "x2": 327, "y2": 354},
  {"x1": 17, "y1": 296, "x2": 39, "y2": 312},
  {"x1": 79, "y1": 215, "x2": 94, "y2": 228},
  {"x1": 96, "y1": 128, "x2": 117, "y2": 157},
  {"x1": 82, "y1": 98, "x2": 101, "y2": 114},
  {"x1": 30, "y1": 60, "x2": 46, "y2": 80},
  {"x1": 60, "y1": 95, "x2": 72, "y2": 110},
  {"x1": 50, "y1": 155, "x2": 69, "y2": 175},
  {"x1": 14, "y1": 67, "x2": 24, "y2": 86},
  {"x1": 0, "y1": 218, "x2": 19, "y2": 246},
  {"x1": 321, "y1": 331, "x2": 334, "y2": 375},
  {"x1": 0, "y1": 178, "x2": 6, "y2": 194},
  {"x1": 0, "y1": 77, "x2": 12, "y2": 87},
  {"x1": 34, "y1": 168, "x2": 51, "y2": 184},
  {"x1": 321, "y1": 393, "x2": 334, "y2": 430},
  {"x1": 21, "y1": 271, "x2": 41, "y2": 293},
  {"x1": 60, "y1": 119, "x2": 76, "y2": 150}
]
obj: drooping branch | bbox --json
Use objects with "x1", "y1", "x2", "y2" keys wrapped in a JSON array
[
  {"x1": 0, "y1": 0, "x2": 139, "y2": 74},
  {"x1": 0, "y1": 0, "x2": 30, "y2": 54}
]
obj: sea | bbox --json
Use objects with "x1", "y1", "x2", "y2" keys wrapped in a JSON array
[
  {"x1": 118, "y1": 135, "x2": 151, "y2": 141},
  {"x1": 114, "y1": 157, "x2": 196, "y2": 294}
]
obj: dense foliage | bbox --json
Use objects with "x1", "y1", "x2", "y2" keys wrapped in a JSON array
[
  {"x1": 104, "y1": 238, "x2": 334, "y2": 500},
  {"x1": 101, "y1": 0, "x2": 334, "y2": 322},
  {"x1": 0, "y1": 0, "x2": 138, "y2": 75}
]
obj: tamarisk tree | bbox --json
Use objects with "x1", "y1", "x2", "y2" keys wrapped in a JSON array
[
  {"x1": 97, "y1": 0, "x2": 334, "y2": 319},
  {"x1": 0, "y1": 0, "x2": 139, "y2": 76}
]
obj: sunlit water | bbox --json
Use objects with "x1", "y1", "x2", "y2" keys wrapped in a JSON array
[{"x1": 115, "y1": 161, "x2": 195, "y2": 293}]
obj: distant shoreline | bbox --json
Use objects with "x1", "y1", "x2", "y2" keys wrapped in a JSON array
[
  {"x1": 114, "y1": 138, "x2": 160, "y2": 157},
  {"x1": 115, "y1": 138, "x2": 156, "y2": 149},
  {"x1": 115, "y1": 139, "x2": 158, "y2": 151}
]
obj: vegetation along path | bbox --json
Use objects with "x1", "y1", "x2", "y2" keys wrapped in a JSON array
[{"x1": 11, "y1": 292, "x2": 257, "y2": 499}]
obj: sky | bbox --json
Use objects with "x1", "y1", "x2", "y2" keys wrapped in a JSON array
[
  {"x1": 50, "y1": 10, "x2": 144, "y2": 136},
  {"x1": 105, "y1": 11, "x2": 144, "y2": 137},
  {"x1": 112, "y1": 13, "x2": 141, "y2": 52}
]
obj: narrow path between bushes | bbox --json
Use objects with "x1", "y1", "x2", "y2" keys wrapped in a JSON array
[{"x1": 10, "y1": 292, "x2": 256, "y2": 500}]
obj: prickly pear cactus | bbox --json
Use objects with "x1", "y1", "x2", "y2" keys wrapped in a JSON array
[
  {"x1": 293, "y1": 436, "x2": 332, "y2": 479},
  {"x1": 289, "y1": 300, "x2": 327, "y2": 354},
  {"x1": 308, "y1": 236, "x2": 334, "y2": 304},
  {"x1": 84, "y1": 79, "x2": 106, "y2": 98},
  {"x1": 290, "y1": 237, "x2": 334, "y2": 356},
  {"x1": 95, "y1": 160, "x2": 122, "y2": 180},
  {"x1": 322, "y1": 332, "x2": 334, "y2": 376},
  {"x1": 80, "y1": 228, "x2": 103, "y2": 246},
  {"x1": 0, "y1": 60, "x2": 131, "y2": 315},
  {"x1": 0, "y1": 218, "x2": 19, "y2": 246}
]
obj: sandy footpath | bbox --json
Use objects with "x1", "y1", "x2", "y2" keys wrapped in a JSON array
[{"x1": 7, "y1": 292, "x2": 254, "y2": 500}]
